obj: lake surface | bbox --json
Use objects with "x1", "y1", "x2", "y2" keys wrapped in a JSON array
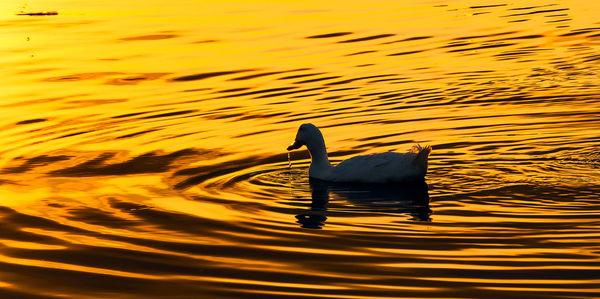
[{"x1": 1, "y1": 0, "x2": 599, "y2": 298}]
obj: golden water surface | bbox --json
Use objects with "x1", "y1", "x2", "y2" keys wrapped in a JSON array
[{"x1": 1, "y1": 0, "x2": 599, "y2": 298}]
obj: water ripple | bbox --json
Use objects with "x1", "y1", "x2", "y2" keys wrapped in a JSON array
[{"x1": 0, "y1": 0, "x2": 599, "y2": 297}]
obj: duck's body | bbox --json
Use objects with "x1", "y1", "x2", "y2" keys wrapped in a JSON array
[{"x1": 287, "y1": 123, "x2": 431, "y2": 183}]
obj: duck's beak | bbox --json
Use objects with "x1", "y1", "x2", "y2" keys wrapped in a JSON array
[{"x1": 287, "y1": 139, "x2": 304, "y2": 151}]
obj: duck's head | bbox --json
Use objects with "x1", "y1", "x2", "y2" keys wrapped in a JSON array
[{"x1": 287, "y1": 123, "x2": 323, "y2": 151}]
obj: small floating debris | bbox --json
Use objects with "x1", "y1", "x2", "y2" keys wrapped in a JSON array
[{"x1": 17, "y1": 11, "x2": 58, "y2": 16}]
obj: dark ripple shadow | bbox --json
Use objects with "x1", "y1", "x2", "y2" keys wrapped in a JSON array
[
  {"x1": 227, "y1": 68, "x2": 310, "y2": 81},
  {"x1": 140, "y1": 109, "x2": 196, "y2": 119},
  {"x1": 253, "y1": 87, "x2": 327, "y2": 99},
  {"x1": 470, "y1": 4, "x2": 507, "y2": 9},
  {"x1": 115, "y1": 129, "x2": 160, "y2": 139},
  {"x1": 381, "y1": 35, "x2": 432, "y2": 44},
  {"x1": 278, "y1": 72, "x2": 326, "y2": 80},
  {"x1": 504, "y1": 8, "x2": 569, "y2": 18},
  {"x1": 214, "y1": 86, "x2": 298, "y2": 99},
  {"x1": 560, "y1": 28, "x2": 600, "y2": 37},
  {"x1": 193, "y1": 39, "x2": 218, "y2": 43},
  {"x1": 388, "y1": 50, "x2": 424, "y2": 56},
  {"x1": 294, "y1": 76, "x2": 341, "y2": 84},
  {"x1": 46, "y1": 149, "x2": 202, "y2": 177},
  {"x1": 66, "y1": 207, "x2": 140, "y2": 228},
  {"x1": 169, "y1": 69, "x2": 256, "y2": 81},
  {"x1": 324, "y1": 74, "x2": 398, "y2": 86},
  {"x1": 44, "y1": 72, "x2": 121, "y2": 82},
  {"x1": 338, "y1": 34, "x2": 395, "y2": 43},
  {"x1": 16, "y1": 11, "x2": 58, "y2": 16},
  {"x1": 174, "y1": 152, "x2": 297, "y2": 189},
  {"x1": 447, "y1": 42, "x2": 516, "y2": 53},
  {"x1": 306, "y1": 32, "x2": 353, "y2": 39},
  {"x1": 2, "y1": 155, "x2": 72, "y2": 174},
  {"x1": 345, "y1": 50, "x2": 377, "y2": 56},
  {"x1": 105, "y1": 73, "x2": 170, "y2": 85},
  {"x1": 119, "y1": 34, "x2": 178, "y2": 41},
  {"x1": 16, "y1": 118, "x2": 47, "y2": 125},
  {"x1": 453, "y1": 31, "x2": 519, "y2": 41}
]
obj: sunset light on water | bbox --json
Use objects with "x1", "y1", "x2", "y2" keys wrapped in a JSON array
[{"x1": 1, "y1": 0, "x2": 599, "y2": 298}]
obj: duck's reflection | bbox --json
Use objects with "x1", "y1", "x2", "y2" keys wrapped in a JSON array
[{"x1": 296, "y1": 179, "x2": 431, "y2": 229}]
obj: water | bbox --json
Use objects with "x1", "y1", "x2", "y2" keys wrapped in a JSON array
[{"x1": 1, "y1": 0, "x2": 599, "y2": 297}]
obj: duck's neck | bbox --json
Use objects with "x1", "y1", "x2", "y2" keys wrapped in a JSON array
[{"x1": 306, "y1": 137, "x2": 332, "y2": 174}]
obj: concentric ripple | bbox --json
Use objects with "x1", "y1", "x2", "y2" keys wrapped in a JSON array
[{"x1": 0, "y1": 0, "x2": 599, "y2": 298}]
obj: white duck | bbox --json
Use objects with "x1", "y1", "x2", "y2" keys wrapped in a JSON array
[{"x1": 287, "y1": 123, "x2": 431, "y2": 183}]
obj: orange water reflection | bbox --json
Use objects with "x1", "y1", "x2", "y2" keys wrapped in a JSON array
[{"x1": 1, "y1": 0, "x2": 599, "y2": 297}]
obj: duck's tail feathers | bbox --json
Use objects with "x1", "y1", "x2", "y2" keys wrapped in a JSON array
[{"x1": 412, "y1": 144, "x2": 431, "y2": 174}]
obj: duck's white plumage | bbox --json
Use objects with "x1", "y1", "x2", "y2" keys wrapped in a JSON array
[{"x1": 287, "y1": 123, "x2": 431, "y2": 183}]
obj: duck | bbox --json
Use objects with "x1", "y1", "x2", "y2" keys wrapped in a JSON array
[{"x1": 286, "y1": 123, "x2": 431, "y2": 183}]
